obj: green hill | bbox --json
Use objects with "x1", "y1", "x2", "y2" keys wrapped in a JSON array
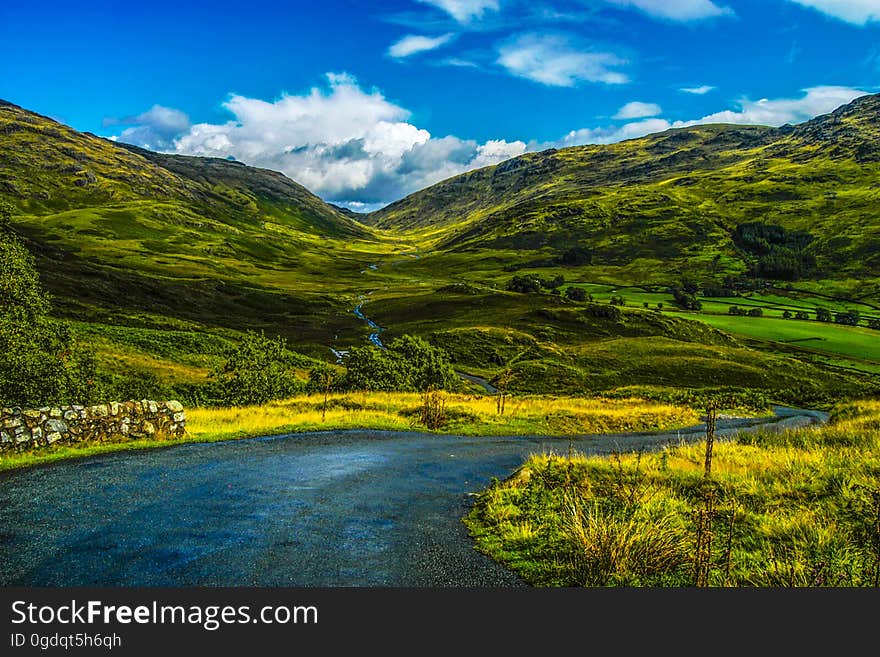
[
  {"x1": 1, "y1": 96, "x2": 877, "y2": 407},
  {"x1": 0, "y1": 99, "x2": 389, "y2": 356},
  {"x1": 368, "y1": 94, "x2": 880, "y2": 287}
]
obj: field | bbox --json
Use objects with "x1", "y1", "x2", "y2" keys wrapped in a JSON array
[
  {"x1": 0, "y1": 393, "x2": 700, "y2": 472},
  {"x1": 464, "y1": 400, "x2": 880, "y2": 587}
]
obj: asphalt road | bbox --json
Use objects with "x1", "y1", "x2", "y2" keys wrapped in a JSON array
[{"x1": 0, "y1": 406, "x2": 827, "y2": 587}]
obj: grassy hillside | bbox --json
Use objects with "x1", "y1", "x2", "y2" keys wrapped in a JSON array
[
  {"x1": 1, "y1": 96, "x2": 877, "y2": 407},
  {"x1": 368, "y1": 94, "x2": 880, "y2": 287},
  {"x1": 0, "y1": 98, "x2": 402, "y2": 359},
  {"x1": 464, "y1": 400, "x2": 880, "y2": 587}
]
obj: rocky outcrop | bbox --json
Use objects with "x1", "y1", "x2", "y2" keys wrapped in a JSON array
[{"x1": 0, "y1": 400, "x2": 186, "y2": 451}]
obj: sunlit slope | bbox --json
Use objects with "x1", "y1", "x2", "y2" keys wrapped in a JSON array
[
  {"x1": 368, "y1": 94, "x2": 880, "y2": 282},
  {"x1": 0, "y1": 99, "x2": 388, "y2": 347}
]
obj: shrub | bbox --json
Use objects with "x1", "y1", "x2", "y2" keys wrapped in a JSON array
[
  {"x1": 565, "y1": 287, "x2": 588, "y2": 302},
  {"x1": 506, "y1": 275, "x2": 542, "y2": 294},
  {"x1": 213, "y1": 331, "x2": 303, "y2": 405},
  {"x1": 835, "y1": 311, "x2": 861, "y2": 326},
  {"x1": 339, "y1": 335, "x2": 458, "y2": 393},
  {"x1": 560, "y1": 246, "x2": 593, "y2": 266},
  {"x1": 672, "y1": 288, "x2": 702, "y2": 311}
]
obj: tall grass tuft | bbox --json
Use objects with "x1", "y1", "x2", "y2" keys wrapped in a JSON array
[{"x1": 565, "y1": 499, "x2": 691, "y2": 587}]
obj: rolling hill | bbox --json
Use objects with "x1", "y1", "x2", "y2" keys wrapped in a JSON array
[
  {"x1": 0, "y1": 99, "x2": 388, "y2": 355},
  {"x1": 1, "y1": 96, "x2": 878, "y2": 406},
  {"x1": 368, "y1": 93, "x2": 880, "y2": 288}
]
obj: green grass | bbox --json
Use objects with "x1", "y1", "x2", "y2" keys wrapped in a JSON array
[
  {"x1": 464, "y1": 399, "x2": 880, "y2": 587},
  {"x1": 0, "y1": 393, "x2": 699, "y2": 472},
  {"x1": 3, "y1": 97, "x2": 879, "y2": 409},
  {"x1": 670, "y1": 313, "x2": 880, "y2": 367}
]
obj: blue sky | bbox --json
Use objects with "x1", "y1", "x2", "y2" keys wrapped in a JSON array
[{"x1": 1, "y1": 0, "x2": 879, "y2": 208}]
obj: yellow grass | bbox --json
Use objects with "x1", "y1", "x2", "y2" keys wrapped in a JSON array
[{"x1": 185, "y1": 392, "x2": 699, "y2": 442}]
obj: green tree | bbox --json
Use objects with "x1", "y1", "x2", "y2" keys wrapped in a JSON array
[
  {"x1": 816, "y1": 307, "x2": 832, "y2": 322},
  {"x1": 565, "y1": 286, "x2": 588, "y2": 302},
  {"x1": 0, "y1": 202, "x2": 97, "y2": 407},
  {"x1": 213, "y1": 330, "x2": 302, "y2": 405},
  {"x1": 340, "y1": 346, "x2": 407, "y2": 392},
  {"x1": 388, "y1": 335, "x2": 458, "y2": 392},
  {"x1": 339, "y1": 335, "x2": 458, "y2": 393}
]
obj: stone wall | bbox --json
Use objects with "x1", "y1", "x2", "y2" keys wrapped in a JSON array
[{"x1": 0, "y1": 400, "x2": 186, "y2": 451}]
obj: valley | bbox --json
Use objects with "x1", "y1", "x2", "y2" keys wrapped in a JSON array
[{"x1": 1, "y1": 92, "x2": 879, "y2": 590}]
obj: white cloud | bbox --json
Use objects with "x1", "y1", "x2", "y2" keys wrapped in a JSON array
[
  {"x1": 605, "y1": 0, "x2": 733, "y2": 21},
  {"x1": 497, "y1": 33, "x2": 629, "y2": 87},
  {"x1": 416, "y1": 0, "x2": 499, "y2": 23},
  {"x1": 550, "y1": 85, "x2": 869, "y2": 150},
  {"x1": 389, "y1": 33, "x2": 455, "y2": 58},
  {"x1": 614, "y1": 101, "x2": 662, "y2": 119},
  {"x1": 787, "y1": 0, "x2": 880, "y2": 25},
  {"x1": 113, "y1": 81, "x2": 869, "y2": 209},
  {"x1": 441, "y1": 57, "x2": 480, "y2": 68},
  {"x1": 681, "y1": 85, "x2": 716, "y2": 95},
  {"x1": 556, "y1": 118, "x2": 674, "y2": 146},
  {"x1": 686, "y1": 85, "x2": 869, "y2": 126},
  {"x1": 117, "y1": 73, "x2": 527, "y2": 207},
  {"x1": 103, "y1": 104, "x2": 190, "y2": 150}
]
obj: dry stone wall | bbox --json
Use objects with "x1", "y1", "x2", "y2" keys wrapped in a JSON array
[{"x1": 0, "y1": 400, "x2": 186, "y2": 451}]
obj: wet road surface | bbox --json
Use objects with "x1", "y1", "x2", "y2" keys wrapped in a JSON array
[{"x1": 0, "y1": 407, "x2": 826, "y2": 587}]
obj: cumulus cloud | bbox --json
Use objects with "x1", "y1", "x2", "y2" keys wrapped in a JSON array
[
  {"x1": 113, "y1": 82, "x2": 867, "y2": 209},
  {"x1": 416, "y1": 0, "x2": 499, "y2": 23},
  {"x1": 605, "y1": 0, "x2": 733, "y2": 21},
  {"x1": 497, "y1": 33, "x2": 629, "y2": 86},
  {"x1": 549, "y1": 85, "x2": 869, "y2": 149},
  {"x1": 117, "y1": 73, "x2": 526, "y2": 207},
  {"x1": 614, "y1": 101, "x2": 662, "y2": 119},
  {"x1": 687, "y1": 85, "x2": 869, "y2": 126},
  {"x1": 389, "y1": 33, "x2": 456, "y2": 58},
  {"x1": 681, "y1": 85, "x2": 716, "y2": 95},
  {"x1": 103, "y1": 104, "x2": 190, "y2": 150},
  {"x1": 556, "y1": 118, "x2": 673, "y2": 146},
  {"x1": 786, "y1": 0, "x2": 880, "y2": 25}
]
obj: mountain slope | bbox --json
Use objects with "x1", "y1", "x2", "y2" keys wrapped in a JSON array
[
  {"x1": 0, "y1": 99, "x2": 367, "y2": 239},
  {"x1": 0, "y1": 99, "x2": 383, "y2": 353},
  {"x1": 368, "y1": 94, "x2": 880, "y2": 283}
]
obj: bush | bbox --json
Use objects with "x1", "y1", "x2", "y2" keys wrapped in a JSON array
[
  {"x1": 506, "y1": 275, "x2": 542, "y2": 294},
  {"x1": 507, "y1": 275, "x2": 565, "y2": 293},
  {"x1": 560, "y1": 246, "x2": 593, "y2": 266},
  {"x1": 339, "y1": 335, "x2": 458, "y2": 393},
  {"x1": 388, "y1": 334, "x2": 459, "y2": 392},
  {"x1": 109, "y1": 367, "x2": 172, "y2": 402},
  {"x1": 213, "y1": 331, "x2": 303, "y2": 405},
  {"x1": 835, "y1": 311, "x2": 861, "y2": 326},
  {"x1": 748, "y1": 308, "x2": 764, "y2": 317},
  {"x1": 672, "y1": 288, "x2": 702, "y2": 311},
  {"x1": 541, "y1": 275, "x2": 565, "y2": 290},
  {"x1": 565, "y1": 287, "x2": 588, "y2": 302}
]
